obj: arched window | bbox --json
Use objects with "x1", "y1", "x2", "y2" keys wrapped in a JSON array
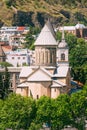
[{"x1": 61, "y1": 53, "x2": 65, "y2": 61}]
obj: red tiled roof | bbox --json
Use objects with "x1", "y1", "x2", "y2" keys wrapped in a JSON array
[
  {"x1": 17, "y1": 27, "x2": 25, "y2": 31},
  {"x1": 0, "y1": 42, "x2": 6, "y2": 45},
  {"x1": 2, "y1": 45, "x2": 12, "y2": 52}
]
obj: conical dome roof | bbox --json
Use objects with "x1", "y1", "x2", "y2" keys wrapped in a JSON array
[
  {"x1": 58, "y1": 29, "x2": 68, "y2": 48},
  {"x1": 34, "y1": 20, "x2": 57, "y2": 46}
]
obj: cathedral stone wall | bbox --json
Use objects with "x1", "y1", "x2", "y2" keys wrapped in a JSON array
[
  {"x1": 35, "y1": 46, "x2": 57, "y2": 66},
  {"x1": 28, "y1": 81, "x2": 51, "y2": 99}
]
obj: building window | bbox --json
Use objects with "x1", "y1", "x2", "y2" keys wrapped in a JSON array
[
  {"x1": 16, "y1": 74, "x2": 19, "y2": 80},
  {"x1": 54, "y1": 88, "x2": 56, "y2": 92},
  {"x1": 18, "y1": 57, "x2": 20, "y2": 59},
  {"x1": 23, "y1": 57, "x2": 25, "y2": 59},
  {"x1": 37, "y1": 95, "x2": 39, "y2": 99},
  {"x1": 61, "y1": 53, "x2": 65, "y2": 61},
  {"x1": 10, "y1": 82, "x2": 12, "y2": 88},
  {"x1": 12, "y1": 57, "x2": 14, "y2": 59}
]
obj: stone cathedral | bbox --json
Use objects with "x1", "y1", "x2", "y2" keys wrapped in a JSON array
[{"x1": 16, "y1": 20, "x2": 71, "y2": 99}]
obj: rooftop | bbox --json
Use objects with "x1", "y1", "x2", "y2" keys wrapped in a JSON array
[{"x1": 34, "y1": 20, "x2": 57, "y2": 46}]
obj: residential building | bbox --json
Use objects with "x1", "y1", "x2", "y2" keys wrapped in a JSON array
[
  {"x1": 0, "y1": 26, "x2": 29, "y2": 47},
  {"x1": 6, "y1": 49, "x2": 35, "y2": 67},
  {"x1": 9, "y1": 35, "x2": 23, "y2": 48},
  {"x1": 58, "y1": 23, "x2": 87, "y2": 40}
]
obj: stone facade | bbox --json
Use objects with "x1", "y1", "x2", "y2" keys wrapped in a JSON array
[
  {"x1": 58, "y1": 23, "x2": 87, "y2": 40},
  {"x1": 15, "y1": 20, "x2": 71, "y2": 99},
  {"x1": 35, "y1": 45, "x2": 57, "y2": 66}
]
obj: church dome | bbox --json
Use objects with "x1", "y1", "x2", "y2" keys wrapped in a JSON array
[{"x1": 58, "y1": 40, "x2": 67, "y2": 48}]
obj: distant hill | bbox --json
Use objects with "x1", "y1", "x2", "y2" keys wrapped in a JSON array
[{"x1": 0, "y1": 0, "x2": 87, "y2": 27}]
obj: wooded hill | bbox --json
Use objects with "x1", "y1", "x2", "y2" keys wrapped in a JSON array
[{"x1": 0, "y1": 0, "x2": 87, "y2": 27}]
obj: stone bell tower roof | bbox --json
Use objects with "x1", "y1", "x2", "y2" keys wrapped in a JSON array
[
  {"x1": 58, "y1": 28, "x2": 68, "y2": 48},
  {"x1": 34, "y1": 20, "x2": 57, "y2": 46}
]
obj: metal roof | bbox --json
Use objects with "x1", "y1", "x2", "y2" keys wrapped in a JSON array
[
  {"x1": 51, "y1": 80, "x2": 66, "y2": 88},
  {"x1": 53, "y1": 66, "x2": 69, "y2": 77},
  {"x1": 75, "y1": 23, "x2": 85, "y2": 29}
]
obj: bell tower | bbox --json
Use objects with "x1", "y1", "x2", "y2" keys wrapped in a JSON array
[{"x1": 57, "y1": 29, "x2": 69, "y2": 66}]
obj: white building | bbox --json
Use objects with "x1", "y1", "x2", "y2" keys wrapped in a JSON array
[
  {"x1": 6, "y1": 49, "x2": 35, "y2": 67},
  {"x1": 57, "y1": 23, "x2": 87, "y2": 39},
  {"x1": 0, "y1": 26, "x2": 29, "y2": 46}
]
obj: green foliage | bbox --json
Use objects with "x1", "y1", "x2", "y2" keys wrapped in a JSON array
[
  {"x1": 0, "y1": 87, "x2": 87, "y2": 129},
  {"x1": 4, "y1": 0, "x2": 87, "y2": 7},
  {"x1": 0, "y1": 73, "x2": 3, "y2": 99},
  {"x1": 70, "y1": 91, "x2": 87, "y2": 130},
  {"x1": 2, "y1": 0, "x2": 87, "y2": 27},
  {"x1": 51, "y1": 94, "x2": 71, "y2": 129},
  {"x1": 5, "y1": 0, "x2": 16, "y2": 7},
  {"x1": 29, "y1": 122, "x2": 41, "y2": 130},
  {"x1": 56, "y1": 31, "x2": 87, "y2": 84},
  {"x1": 69, "y1": 38, "x2": 87, "y2": 84},
  {"x1": 5, "y1": 0, "x2": 12, "y2": 7},
  {"x1": 0, "y1": 67, "x2": 10, "y2": 99},
  {"x1": 24, "y1": 27, "x2": 40, "y2": 50},
  {"x1": 36, "y1": 96, "x2": 52, "y2": 126},
  {"x1": 65, "y1": 33, "x2": 77, "y2": 51},
  {"x1": 44, "y1": 0, "x2": 87, "y2": 7},
  {"x1": 4, "y1": 67, "x2": 10, "y2": 97},
  {"x1": 0, "y1": 62, "x2": 13, "y2": 67},
  {"x1": 0, "y1": 94, "x2": 36, "y2": 129},
  {"x1": 56, "y1": 31, "x2": 62, "y2": 42}
]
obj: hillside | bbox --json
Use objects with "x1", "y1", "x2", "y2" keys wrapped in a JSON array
[{"x1": 0, "y1": 0, "x2": 87, "y2": 27}]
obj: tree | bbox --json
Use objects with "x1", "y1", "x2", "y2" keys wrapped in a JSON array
[
  {"x1": 5, "y1": 0, "x2": 16, "y2": 7},
  {"x1": 0, "y1": 73, "x2": 3, "y2": 99},
  {"x1": 69, "y1": 38, "x2": 87, "y2": 84},
  {"x1": 56, "y1": 31, "x2": 62, "y2": 42},
  {"x1": 51, "y1": 94, "x2": 71, "y2": 130},
  {"x1": 36, "y1": 96, "x2": 52, "y2": 128},
  {"x1": 29, "y1": 122, "x2": 41, "y2": 130},
  {"x1": 3, "y1": 67, "x2": 10, "y2": 98},
  {"x1": 24, "y1": 26, "x2": 40, "y2": 50},
  {"x1": 69, "y1": 90, "x2": 87, "y2": 130},
  {"x1": 0, "y1": 94, "x2": 36, "y2": 129},
  {"x1": 65, "y1": 33, "x2": 77, "y2": 52},
  {"x1": 0, "y1": 67, "x2": 10, "y2": 99},
  {"x1": 0, "y1": 62, "x2": 13, "y2": 67}
]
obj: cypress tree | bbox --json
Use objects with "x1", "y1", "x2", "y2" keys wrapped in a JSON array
[
  {"x1": 4, "y1": 67, "x2": 10, "y2": 99},
  {"x1": 0, "y1": 72, "x2": 3, "y2": 99}
]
